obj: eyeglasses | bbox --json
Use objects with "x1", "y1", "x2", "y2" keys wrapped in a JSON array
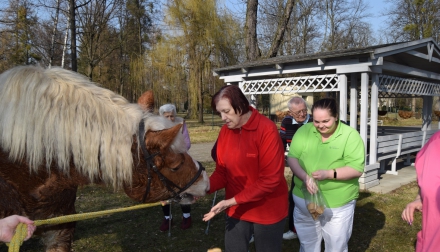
[{"x1": 289, "y1": 109, "x2": 307, "y2": 116}]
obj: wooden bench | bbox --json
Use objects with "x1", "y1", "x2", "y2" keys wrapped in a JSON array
[
  {"x1": 376, "y1": 134, "x2": 402, "y2": 175},
  {"x1": 376, "y1": 129, "x2": 437, "y2": 175},
  {"x1": 404, "y1": 129, "x2": 438, "y2": 164}
]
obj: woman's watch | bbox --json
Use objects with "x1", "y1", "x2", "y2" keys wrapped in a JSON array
[{"x1": 333, "y1": 169, "x2": 337, "y2": 180}]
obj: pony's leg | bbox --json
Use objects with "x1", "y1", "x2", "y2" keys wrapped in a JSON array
[
  {"x1": 41, "y1": 222, "x2": 76, "y2": 252},
  {"x1": 38, "y1": 186, "x2": 79, "y2": 252}
]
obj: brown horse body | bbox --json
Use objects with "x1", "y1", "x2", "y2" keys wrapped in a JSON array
[{"x1": 0, "y1": 66, "x2": 209, "y2": 251}]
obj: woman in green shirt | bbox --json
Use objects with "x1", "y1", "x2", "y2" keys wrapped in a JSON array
[{"x1": 287, "y1": 98, "x2": 365, "y2": 252}]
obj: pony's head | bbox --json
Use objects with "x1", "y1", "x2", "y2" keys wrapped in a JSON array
[
  {"x1": 126, "y1": 91, "x2": 209, "y2": 203},
  {"x1": 0, "y1": 65, "x2": 208, "y2": 203}
]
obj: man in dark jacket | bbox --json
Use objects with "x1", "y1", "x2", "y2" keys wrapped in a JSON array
[{"x1": 279, "y1": 96, "x2": 312, "y2": 240}]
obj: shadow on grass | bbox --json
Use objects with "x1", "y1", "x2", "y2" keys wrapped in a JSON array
[
  {"x1": 358, "y1": 190, "x2": 372, "y2": 201},
  {"x1": 349, "y1": 198, "x2": 386, "y2": 252}
]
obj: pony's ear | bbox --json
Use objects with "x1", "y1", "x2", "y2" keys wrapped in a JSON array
[
  {"x1": 137, "y1": 90, "x2": 154, "y2": 112},
  {"x1": 146, "y1": 123, "x2": 183, "y2": 150}
]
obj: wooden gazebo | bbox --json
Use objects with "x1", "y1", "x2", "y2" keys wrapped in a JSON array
[{"x1": 213, "y1": 38, "x2": 440, "y2": 189}]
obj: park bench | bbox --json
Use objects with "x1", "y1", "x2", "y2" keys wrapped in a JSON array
[{"x1": 376, "y1": 129, "x2": 438, "y2": 175}]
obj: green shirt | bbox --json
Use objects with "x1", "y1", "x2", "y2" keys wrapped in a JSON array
[{"x1": 288, "y1": 121, "x2": 365, "y2": 208}]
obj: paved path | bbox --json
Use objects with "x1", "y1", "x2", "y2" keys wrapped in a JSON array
[
  {"x1": 189, "y1": 142, "x2": 215, "y2": 162},
  {"x1": 189, "y1": 142, "x2": 417, "y2": 194},
  {"x1": 367, "y1": 163, "x2": 417, "y2": 194}
]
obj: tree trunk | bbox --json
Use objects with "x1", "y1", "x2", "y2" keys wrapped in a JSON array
[
  {"x1": 245, "y1": 0, "x2": 260, "y2": 61},
  {"x1": 61, "y1": 14, "x2": 69, "y2": 68},
  {"x1": 49, "y1": 0, "x2": 61, "y2": 68},
  {"x1": 187, "y1": 43, "x2": 198, "y2": 120},
  {"x1": 266, "y1": 0, "x2": 295, "y2": 58},
  {"x1": 69, "y1": 0, "x2": 77, "y2": 71},
  {"x1": 198, "y1": 61, "x2": 204, "y2": 123}
]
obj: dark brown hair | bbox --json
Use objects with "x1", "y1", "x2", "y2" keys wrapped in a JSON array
[
  {"x1": 211, "y1": 85, "x2": 250, "y2": 115},
  {"x1": 312, "y1": 98, "x2": 338, "y2": 118}
]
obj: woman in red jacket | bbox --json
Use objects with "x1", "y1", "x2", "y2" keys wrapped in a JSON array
[{"x1": 203, "y1": 85, "x2": 288, "y2": 252}]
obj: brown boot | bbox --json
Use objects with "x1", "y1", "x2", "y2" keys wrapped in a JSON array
[
  {"x1": 159, "y1": 218, "x2": 173, "y2": 232},
  {"x1": 180, "y1": 216, "x2": 192, "y2": 230}
]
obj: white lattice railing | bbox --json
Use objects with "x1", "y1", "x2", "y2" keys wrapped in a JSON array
[
  {"x1": 238, "y1": 74, "x2": 440, "y2": 97},
  {"x1": 239, "y1": 74, "x2": 340, "y2": 95},
  {"x1": 378, "y1": 75, "x2": 440, "y2": 96}
]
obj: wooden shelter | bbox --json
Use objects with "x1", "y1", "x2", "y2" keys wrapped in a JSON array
[{"x1": 213, "y1": 38, "x2": 440, "y2": 189}]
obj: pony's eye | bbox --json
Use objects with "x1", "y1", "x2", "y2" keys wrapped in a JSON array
[
  {"x1": 169, "y1": 154, "x2": 185, "y2": 171},
  {"x1": 169, "y1": 161, "x2": 183, "y2": 171}
]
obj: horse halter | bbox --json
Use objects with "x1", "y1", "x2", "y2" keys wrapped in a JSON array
[{"x1": 138, "y1": 120, "x2": 205, "y2": 203}]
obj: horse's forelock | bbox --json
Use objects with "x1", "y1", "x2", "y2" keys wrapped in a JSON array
[{"x1": 142, "y1": 115, "x2": 187, "y2": 154}]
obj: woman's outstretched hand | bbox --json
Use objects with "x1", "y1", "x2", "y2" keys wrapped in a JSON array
[{"x1": 203, "y1": 198, "x2": 237, "y2": 222}]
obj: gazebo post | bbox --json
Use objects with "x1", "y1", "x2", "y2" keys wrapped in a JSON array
[
  {"x1": 369, "y1": 74, "x2": 379, "y2": 164},
  {"x1": 422, "y1": 96, "x2": 434, "y2": 130},
  {"x1": 338, "y1": 74, "x2": 347, "y2": 122},
  {"x1": 359, "y1": 72, "x2": 369, "y2": 157},
  {"x1": 350, "y1": 74, "x2": 358, "y2": 129}
]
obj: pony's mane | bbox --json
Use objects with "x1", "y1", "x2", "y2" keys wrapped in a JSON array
[{"x1": 0, "y1": 65, "x2": 145, "y2": 188}]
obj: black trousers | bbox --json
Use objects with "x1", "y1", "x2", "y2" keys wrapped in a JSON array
[
  {"x1": 161, "y1": 204, "x2": 191, "y2": 216},
  {"x1": 224, "y1": 216, "x2": 286, "y2": 252}
]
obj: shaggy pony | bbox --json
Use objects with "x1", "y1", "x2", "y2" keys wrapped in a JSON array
[
  {"x1": 0, "y1": 65, "x2": 185, "y2": 189},
  {"x1": 0, "y1": 65, "x2": 209, "y2": 252}
]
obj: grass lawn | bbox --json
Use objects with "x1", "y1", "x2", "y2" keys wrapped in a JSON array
[
  {"x1": 184, "y1": 113, "x2": 222, "y2": 143},
  {"x1": 2, "y1": 166, "x2": 422, "y2": 252}
]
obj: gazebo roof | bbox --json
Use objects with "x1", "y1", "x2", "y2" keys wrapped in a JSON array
[{"x1": 214, "y1": 38, "x2": 440, "y2": 83}]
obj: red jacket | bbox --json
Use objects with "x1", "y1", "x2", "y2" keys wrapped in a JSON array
[{"x1": 209, "y1": 107, "x2": 288, "y2": 224}]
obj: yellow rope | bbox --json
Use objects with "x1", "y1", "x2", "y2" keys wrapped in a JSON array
[{"x1": 7, "y1": 200, "x2": 169, "y2": 252}]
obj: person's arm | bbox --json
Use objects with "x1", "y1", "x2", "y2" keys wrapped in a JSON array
[
  {"x1": 287, "y1": 157, "x2": 307, "y2": 182},
  {"x1": 287, "y1": 157, "x2": 317, "y2": 194},
  {"x1": 203, "y1": 159, "x2": 230, "y2": 221},
  {"x1": 401, "y1": 189, "x2": 422, "y2": 225},
  {"x1": 204, "y1": 136, "x2": 235, "y2": 221},
  {"x1": 207, "y1": 130, "x2": 227, "y2": 194},
  {"x1": 286, "y1": 125, "x2": 319, "y2": 193},
  {"x1": 208, "y1": 162, "x2": 227, "y2": 194},
  {"x1": 0, "y1": 215, "x2": 36, "y2": 243},
  {"x1": 311, "y1": 166, "x2": 362, "y2": 181}
]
